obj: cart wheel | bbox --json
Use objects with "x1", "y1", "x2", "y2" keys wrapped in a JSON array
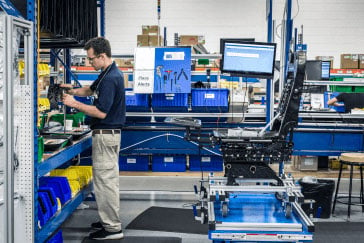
[
  {"x1": 200, "y1": 211, "x2": 207, "y2": 224},
  {"x1": 222, "y1": 202, "x2": 228, "y2": 217},
  {"x1": 285, "y1": 203, "x2": 292, "y2": 218},
  {"x1": 275, "y1": 192, "x2": 283, "y2": 201}
]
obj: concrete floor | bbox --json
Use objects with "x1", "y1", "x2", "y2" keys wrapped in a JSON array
[{"x1": 61, "y1": 175, "x2": 364, "y2": 243}]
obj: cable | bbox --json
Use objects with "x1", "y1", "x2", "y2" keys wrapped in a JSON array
[{"x1": 120, "y1": 133, "x2": 222, "y2": 156}]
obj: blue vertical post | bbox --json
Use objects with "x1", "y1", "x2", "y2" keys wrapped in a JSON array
[
  {"x1": 98, "y1": 0, "x2": 105, "y2": 37},
  {"x1": 266, "y1": 0, "x2": 273, "y2": 124},
  {"x1": 65, "y1": 48, "x2": 71, "y2": 84}
]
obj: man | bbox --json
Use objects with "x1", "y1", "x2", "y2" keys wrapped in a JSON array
[
  {"x1": 327, "y1": 92, "x2": 364, "y2": 113},
  {"x1": 62, "y1": 37, "x2": 125, "y2": 240}
]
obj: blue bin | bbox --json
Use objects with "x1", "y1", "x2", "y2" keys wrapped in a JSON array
[
  {"x1": 191, "y1": 88, "x2": 229, "y2": 113},
  {"x1": 39, "y1": 176, "x2": 72, "y2": 205},
  {"x1": 46, "y1": 229, "x2": 63, "y2": 243},
  {"x1": 151, "y1": 93, "x2": 189, "y2": 112},
  {"x1": 152, "y1": 155, "x2": 186, "y2": 172},
  {"x1": 125, "y1": 89, "x2": 150, "y2": 112},
  {"x1": 189, "y1": 155, "x2": 223, "y2": 171},
  {"x1": 39, "y1": 186, "x2": 58, "y2": 216},
  {"x1": 324, "y1": 91, "x2": 345, "y2": 112},
  {"x1": 119, "y1": 155, "x2": 149, "y2": 171},
  {"x1": 38, "y1": 191, "x2": 52, "y2": 226}
]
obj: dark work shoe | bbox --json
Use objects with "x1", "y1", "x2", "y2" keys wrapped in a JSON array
[
  {"x1": 89, "y1": 228, "x2": 124, "y2": 240},
  {"x1": 90, "y1": 221, "x2": 103, "y2": 230}
]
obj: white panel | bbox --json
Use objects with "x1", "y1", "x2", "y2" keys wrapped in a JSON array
[{"x1": 105, "y1": 0, "x2": 364, "y2": 69}]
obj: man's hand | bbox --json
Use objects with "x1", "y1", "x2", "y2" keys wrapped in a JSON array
[
  {"x1": 62, "y1": 93, "x2": 77, "y2": 108},
  {"x1": 60, "y1": 84, "x2": 75, "y2": 95}
]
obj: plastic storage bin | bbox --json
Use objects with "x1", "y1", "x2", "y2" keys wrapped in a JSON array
[
  {"x1": 39, "y1": 176, "x2": 72, "y2": 205},
  {"x1": 125, "y1": 88, "x2": 150, "y2": 112},
  {"x1": 119, "y1": 155, "x2": 149, "y2": 171},
  {"x1": 46, "y1": 229, "x2": 63, "y2": 243},
  {"x1": 152, "y1": 155, "x2": 186, "y2": 172},
  {"x1": 189, "y1": 155, "x2": 223, "y2": 171},
  {"x1": 39, "y1": 186, "x2": 58, "y2": 215},
  {"x1": 38, "y1": 191, "x2": 53, "y2": 226},
  {"x1": 191, "y1": 88, "x2": 229, "y2": 112},
  {"x1": 151, "y1": 93, "x2": 189, "y2": 112}
]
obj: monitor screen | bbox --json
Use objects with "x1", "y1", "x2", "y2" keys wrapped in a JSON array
[
  {"x1": 219, "y1": 38, "x2": 255, "y2": 54},
  {"x1": 321, "y1": 60, "x2": 331, "y2": 80},
  {"x1": 305, "y1": 60, "x2": 322, "y2": 80},
  {"x1": 220, "y1": 40, "x2": 276, "y2": 79}
]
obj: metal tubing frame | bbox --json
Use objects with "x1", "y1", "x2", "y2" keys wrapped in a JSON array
[{"x1": 3, "y1": 14, "x2": 34, "y2": 243}]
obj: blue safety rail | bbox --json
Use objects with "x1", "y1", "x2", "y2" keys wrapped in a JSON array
[
  {"x1": 38, "y1": 136, "x2": 92, "y2": 177},
  {"x1": 36, "y1": 183, "x2": 92, "y2": 243}
]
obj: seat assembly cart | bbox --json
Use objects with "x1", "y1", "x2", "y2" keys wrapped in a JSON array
[{"x1": 180, "y1": 50, "x2": 315, "y2": 242}]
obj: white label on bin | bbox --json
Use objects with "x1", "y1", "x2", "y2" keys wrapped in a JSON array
[
  {"x1": 205, "y1": 93, "x2": 215, "y2": 99},
  {"x1": 163, "y1": 52, "x2": 185, "y2": 60},
  {"x1": 127, "y1": 158, "x2": 137, "y2": 164},
  {"x1": 201, "y1": 157, "x2": 211, "y2": 163},
  {"x1": 164, "y1": 157, "x2": 174, "y2": 163},
  {"x1": 126, "y1": 91, "x2": 135, "y2": 96}
]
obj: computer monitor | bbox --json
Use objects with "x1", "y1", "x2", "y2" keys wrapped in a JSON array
[
  {"x1": 220, "y1": 40, "x2": 276, "y2": 79},
  {"x1": 305, "y1": 60, "x2": 323, "y2": 81}
]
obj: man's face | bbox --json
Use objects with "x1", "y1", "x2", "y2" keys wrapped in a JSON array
[{"x1": 86, "y1": 48, "x2": 102, "y2": 71}]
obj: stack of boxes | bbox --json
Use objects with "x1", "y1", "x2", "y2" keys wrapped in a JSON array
[
  {"x1": 340, "y1": 54, "x2": 360, "y2": 69},
  {"x1": 179, "y1": 35, "x2": 205, "y2": 46},
  {"x1": 137, "y1": 25, "x2": 162, "y2": 47}
]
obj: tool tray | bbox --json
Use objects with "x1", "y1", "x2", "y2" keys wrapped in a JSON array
[{"x1": 43, "y1": 134, "x2": 73, "y2": 151}]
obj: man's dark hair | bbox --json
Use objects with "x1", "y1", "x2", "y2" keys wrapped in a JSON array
[{"x1": 84, "y1": 37, "x2": 112, "y2": 57}]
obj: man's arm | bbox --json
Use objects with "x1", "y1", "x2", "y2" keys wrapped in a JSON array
[
  {"x1": 327, "y1": 97, "x2": 344, "y2": 107},
  {"x1": 60, "y1": 84, "x2": 93, "y2": 97},
  {"x1": 62, "y1": 93, "x2": 106, "y2": 119}
]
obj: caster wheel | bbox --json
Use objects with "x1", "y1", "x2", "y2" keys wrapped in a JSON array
[
  {"x1": 285, "y1": 203, "x2": 292, "y2": 218},
  {"x1": 222, "y1": 202, "x2": 228, "y2": 217}
]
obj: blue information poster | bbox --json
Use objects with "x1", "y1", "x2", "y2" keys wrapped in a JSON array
[{"x1": 134, "y1": 47, "x2": 191, "y2": 93}]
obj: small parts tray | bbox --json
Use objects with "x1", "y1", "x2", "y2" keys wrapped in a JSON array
[
  {"x1": 41, "y1": 127, "x2": 91, "y2": 140},
  {"x1": 43, "y1": 134, "x2": 73, "y2": 152}
]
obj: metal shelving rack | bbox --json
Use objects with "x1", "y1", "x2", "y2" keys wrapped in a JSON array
[{"x1": 22, "y1": 0, "x2": 105, "y2": 242}]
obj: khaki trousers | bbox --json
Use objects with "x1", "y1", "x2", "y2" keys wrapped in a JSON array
[{"x1": 92, "y1": 131, "x2": 121, "y2": 232}]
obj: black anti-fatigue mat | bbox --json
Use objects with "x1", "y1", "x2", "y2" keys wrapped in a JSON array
[
  {"x1": 314, "y1": 222, "x2": 364, "y2": 243},
  {"x1": 126, "y1": 206, "x2": 208, "y2": 234},
  {"x1": 82, "y1": 236, "x2": 181, "y2": 243}
]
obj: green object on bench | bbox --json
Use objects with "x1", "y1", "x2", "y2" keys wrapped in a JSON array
[
  {"x1": 49, "y1": 112, "x2": 85, "y2": 127},
  {"x1": 197, "y1": 59, "x2": 209, "y2": 65}
]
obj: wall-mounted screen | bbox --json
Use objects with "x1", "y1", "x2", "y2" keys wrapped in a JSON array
[{"x1": 220, "y1": 40, "x2": 276, "y2": 79}]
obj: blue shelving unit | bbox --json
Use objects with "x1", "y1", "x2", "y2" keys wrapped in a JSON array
[{"x1": 38, "y1": 136, "x2": 92, "y2": 177}]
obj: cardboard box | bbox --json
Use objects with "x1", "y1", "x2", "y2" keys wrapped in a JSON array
[
  {"x1": 180, "y1": 35, "x2": 205, "y2": 46},
  {"x1": 340, "y1": 54, "x2": 359, "y2": 69},
  {"x1": 148, "y1": 35, "x2": 163, "y2": 46},
  {"x1": 137, "y1": 35, "x2": 149, "y2": 46},
  {"x1": 359, "y1": 54, "x2": 364, "y2": 69},
  {"x1": 114, "y1": 58, "x2": 133, "y2": 68},
  {"x1": 142, "y1": 25, "x2": 160, "y2": 35},
  {"x1": 292, "y1": 156, "x2": 318, "y2": 171},
  {"x1": 315, "y1": 56, "x2": 334, "y2": 68}
]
